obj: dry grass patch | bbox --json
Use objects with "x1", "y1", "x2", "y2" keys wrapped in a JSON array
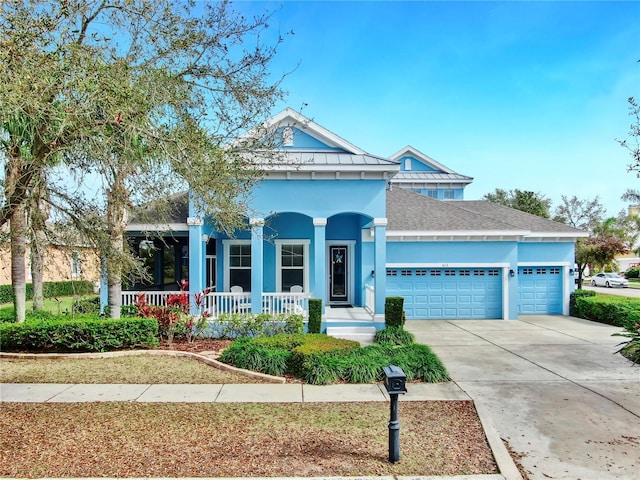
[
  {"x1": 0, "y1": 355, "x2": 271, "y2": 384},
  {"x1": 0, "y1": 401, "x2": 497, "y2": 477}
]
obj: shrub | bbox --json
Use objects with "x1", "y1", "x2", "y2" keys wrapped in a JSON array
[
  {"x1": 0, "y1": 317, "x2": 158, "y2": 352},
  {"x1": 569, "y1": 289, "x2": 596, "y2": 316},
  {"x1": 624, "y1": 267, "x2": 639, "y2": 279},
  {"x1": 389, "y1": 344, "x2": 450, "y2": 383},
  {"x1": 572, "y1": 295, "x2": 640, "y2": 329},
  {"x1": 72, "y1": 296, "x2": 101, "y2": 314},
  {"x1": 214, "y1": 312, "x2": 304, "y2": 339},
  {"x1": 614, "y1": 320, "x2": 640, "y2": 365},
  {"x1": 308, "y1": 298, "x2": 322, "y2": 334},
  {"x1": 0, "y1": 281, "x2": 95, "y2": 304},
  {"x1": 374, "y1": 326, "x2": 415, "y2": 346},
  {"x1": 384, "y1": 297, "x2": 404, "y2": 328}
]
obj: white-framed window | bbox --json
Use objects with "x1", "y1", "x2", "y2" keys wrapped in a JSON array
[
  {"x1": 443, "y1": 189, "x2": 455, "y2": 200},
  {"x1": 71, "y1": 251, "x2": 82, "y2": 279},
  {"x1": 223, "y1": 240, "x2": 251, "y2": 292},
  {"x1": 275, "y1": 240, "x2": 309, "y2": 292},
  {"x1": 404, "y1": 158, "x2": 412, "y2": 170}
]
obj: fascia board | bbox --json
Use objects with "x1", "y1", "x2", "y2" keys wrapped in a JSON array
[
  {"x1": 386, "y1": 230, "x2": 530, "y2": 241},
  {"x1": 524, "y1": 231, "x2": 589, "y2": 239},
  {"x1": 126, "y1": 223, "x2": 188, "y2": 233}
]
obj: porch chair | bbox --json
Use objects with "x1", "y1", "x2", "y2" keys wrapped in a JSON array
[
  {"x1": 282, "y1": 285, "x2": 305, "y2": 314},
  {"x1": 230, "y1": 285, "x2": 251, "y2": 313}
]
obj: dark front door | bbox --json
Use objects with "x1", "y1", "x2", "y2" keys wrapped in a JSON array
[{"x1": 329, "y1": 245, "x2": 348, "y2": 303}]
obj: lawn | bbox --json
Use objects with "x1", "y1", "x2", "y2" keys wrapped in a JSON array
[
  {"x1": 0, "y1": 354, "x2": 270, "y2": 384},
  {"x1": 0, "y1": 401, "x2": 497, "y2": 477}
]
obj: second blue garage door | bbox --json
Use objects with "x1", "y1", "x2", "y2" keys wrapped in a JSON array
[
  {"x1": 518, "y1": 266, "x2": 563, "y2": 314},
  {"x1": 386, "y1": 267, "x2": 503, "y2": 319}
]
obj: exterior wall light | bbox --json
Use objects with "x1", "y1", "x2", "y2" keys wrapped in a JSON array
[{"x1": 509, "y1": 269, "x2": 515, "y2": 278}]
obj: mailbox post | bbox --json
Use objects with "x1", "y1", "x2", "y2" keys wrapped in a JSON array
[{"x1": 383, "y1": 365, "x2": 407, "y2": 464}]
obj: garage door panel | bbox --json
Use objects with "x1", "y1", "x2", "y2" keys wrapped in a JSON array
[
  {"x1": 387, "y1": 267, "x2": 502, "y2": 319},
  {"x1": 518, "y1": 266, "x2": 563, "y2": 314}
]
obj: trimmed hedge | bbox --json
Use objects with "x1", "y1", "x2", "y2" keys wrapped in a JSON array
[
  {"x1": 0, "y1": 317, "x2": 159, "y2": 352},
  {"x1": 308, "y1": 298, "x2": 322, "y2": 334},
  {"x1": 0, "y1": 280, "x2": 95, "y2": 304},
  {"x1": 384, "y1": 296, "x2": 404, "y2": 327},
  {"x1": 569, "y1": 289, "x2": 596, "y2": 316},
  {"x1": 572, "y1": 293, "x2": 640, "y2": 330}
]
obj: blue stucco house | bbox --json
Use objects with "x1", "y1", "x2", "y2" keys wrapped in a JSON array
[{"x1": 125, "y1": 108, "x2": 586, "y2": 328}]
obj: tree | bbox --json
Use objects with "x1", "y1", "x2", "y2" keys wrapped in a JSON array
[
  {"x1": 618, "y1": 96, "x2": 640, "y2": 178},
  {"x1": 576, "y1": 217, "x2": 631, "y2": 277},
  {"x1": 1, "y1": 0, "x2": 289, "y2": 320},
  {"x1": 552, "y1": 195, "x2": 606, "y2": 233},
  {"x1": 483, "y1": 188, "x2": 551, "y2": 218}
]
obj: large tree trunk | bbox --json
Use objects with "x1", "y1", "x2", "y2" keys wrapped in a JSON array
[
  {"x1": 10, "y1": 204, "x2": 27, "y2": 323},
  {"x1": 29, "y1": 174, "x2": 49, "y2": 312},
  {"x1": 30, "y1": 227, "x2": 46, "y2": 311},
  {"x1": 105, "y1": 171, "x2": 128, "y2": 319}
]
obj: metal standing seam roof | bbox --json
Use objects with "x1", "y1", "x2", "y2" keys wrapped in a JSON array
[
  {"x1": 265, "y1": 151, "x2": 401, "y2": 169},
  {"x1": 391, "y1": 171, "x2": 474, "y2": 182}
]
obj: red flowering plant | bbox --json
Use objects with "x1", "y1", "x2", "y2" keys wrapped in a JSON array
[{"x1": 133, "y1": 281, "x2": 211, "y2": 345}]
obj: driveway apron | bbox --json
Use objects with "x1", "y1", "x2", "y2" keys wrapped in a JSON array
[{"x1": 405, "y1": 316, "x2": 640, "y2": 480}]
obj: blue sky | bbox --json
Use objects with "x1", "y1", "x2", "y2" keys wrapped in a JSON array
[{"x1": 236, "y1": 0, "x2": 640, "y2": 217}]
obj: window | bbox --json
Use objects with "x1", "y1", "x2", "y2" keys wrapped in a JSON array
[
  {"x1": 488, "y1": 269, "x2": 499, "y2": 276},
  {"x1": 536, "y1": 268, "x2": 546, "y2": 275},
  {"x1": 71, "y1": 251, "x2": 82, "y2": 279},
  {"x1": 473, "y1": 269, "x2": 485, "y2": 276},
  {"x1": 229, "y1": 242, "x2": 251, "y2": 292},
  {"x1": 425, "y1": 189, "x2": 438, "y2": 199},
  {"x1": 459, "y1": 269, "x2": 470, "y2": 276},
  {"x1": 415, "y1": 269, "x2": 427, "y2": 276},
  {"x1": 550, "y1": 268, "x2": 560, "y2": 274},
  {"x1": 522, "y1": 268, "x2": 533, "y2": 275},
  {"x1": 445, "y1": 269, "x2": 456, "y2": 276},
  {"x1": 276, "y1": 240, "x2": 309, "y2": 292},
  {"x1": 387, "y1": 270, "x2": 398, "y2": 277},
  {"x1": 430, "y1": 269, "x2": 441, "y2": 276},
  {"x1": 404, "y1": 158, "x2": 412, "y2": 170},
  {"x1": 443, "y1": 189, "x2": 455, "y2": 200},
  {"x1": 401, "y1": 269, "x2": 412, "y2": 276}
]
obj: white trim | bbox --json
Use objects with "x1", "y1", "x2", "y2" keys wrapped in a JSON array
[
  {"x1": 313, "y1": 218, "x2": 327, "y2": 227},
  {"x1": 126, "y1": 223, "x2": 188, "y2": 232},
  {"x1": 222, "y1": 239, "x2": 251, "y2": 292},
  {"x1": 386, "y1": 262, "x2": 510, "y2": 268},
  {"x1": 373, "y1": 218, "x2": 388, "y2": 227},
  {"x1": 275, "y1": 239, "x2": 310, "y2": 292},
  {"x1": 502, "y1": 266, "x2": 510, "y2": 320},
  {"x1": 517, "y1": 261, "x2": 571, "y2": 267},
  {"x1": 327, "y1": 240, "x2": 356, "y2": 305}
]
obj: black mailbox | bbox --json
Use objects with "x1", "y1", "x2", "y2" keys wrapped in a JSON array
[{"x1": 383, "y1": 365, "x2": 407, "y2": 395}]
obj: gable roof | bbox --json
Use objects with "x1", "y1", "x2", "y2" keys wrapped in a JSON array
[
  {"x1": 386, "y1": 188, "x2": 586, "y2": 240},
  {"x1": 251, "y1": 108, "x2": 400, "y2": 180},
  {"x1": 388, "y1": 145, "x2": 473, "y2": 187}
]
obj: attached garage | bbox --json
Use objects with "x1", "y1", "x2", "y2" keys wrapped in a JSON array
[
  {"x1": 386, "y1": 267, "x2": 503, "y2": 319},
  {"x1": 517, "y1": 266, "x2": 563, "y2": 314}
]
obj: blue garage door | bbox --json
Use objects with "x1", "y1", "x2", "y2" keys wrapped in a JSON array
[
  {"x1": 518, "y1": 266, "x2": 563, "y2": 314},
  {"x1": 386, "y1": 268, "x2": 502, "y2": 319}
]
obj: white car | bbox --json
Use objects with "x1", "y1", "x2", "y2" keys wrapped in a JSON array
[{"x1": 590, "y1": 273, "x2": 629, "y2": 288}]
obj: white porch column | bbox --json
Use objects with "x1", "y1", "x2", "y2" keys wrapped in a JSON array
[
  {"x1": 313, "y1": 218, "x2": 327, "y2": 310},
  {"x1": 187, "y1": 216, "x2": 204, "y2": 314},
  {"x1": 250, "y1": 218, "x2": 264, "y2": 313},
  {"x1": 373, "y1": 218, "x2": 387, "y2": 318}
]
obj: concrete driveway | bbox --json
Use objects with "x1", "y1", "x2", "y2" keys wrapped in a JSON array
[{"x1": 404, "y1": 315, "x2": 640, "y2": 480}]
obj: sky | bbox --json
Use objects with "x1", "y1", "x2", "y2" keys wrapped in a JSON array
[{"x1": 234, "y1": 0, "x2": 640, "y2": 218}]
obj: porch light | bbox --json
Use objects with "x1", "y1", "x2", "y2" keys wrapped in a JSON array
[
  {"x1": 509, "y1": 269, "x2": 515, "y2": 278},
  {"x1": 569, "y1": 268, "x2": 574, "y2": 275}
]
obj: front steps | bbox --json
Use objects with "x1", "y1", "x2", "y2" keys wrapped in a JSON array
[{"x1": 326, "y1": 326, "x2": 376, "y2": 344}]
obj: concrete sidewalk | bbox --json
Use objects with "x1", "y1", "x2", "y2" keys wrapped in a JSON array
[
  {"x1": 0, "y1": 381, "x2": 469, "y2": 403},
  {"x1": 405, "y1": 316, "x2": 640, "y2": 480}
]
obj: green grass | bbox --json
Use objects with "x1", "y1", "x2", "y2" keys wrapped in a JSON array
[{"x1": 0, "y1": 295, "x2": 97, "y2": 320}]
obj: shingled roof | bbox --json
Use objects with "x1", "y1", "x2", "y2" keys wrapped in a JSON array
[{"x1": 386, "y1": 188, "x2": 586, "y2": 239}]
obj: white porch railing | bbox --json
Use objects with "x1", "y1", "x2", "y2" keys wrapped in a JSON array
[
  {"x1": 123, "y1": 290, "x2": 310, "y2": 319},
  {"x1": 204, "y1": 292, "x2": 309, "y2": 318},
  {"x1": 365, "y1": 284, "x2": 375, "y2": 313},
  {"x1": 122, "y1": 290, "x2": 177, "y2": 307}
]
